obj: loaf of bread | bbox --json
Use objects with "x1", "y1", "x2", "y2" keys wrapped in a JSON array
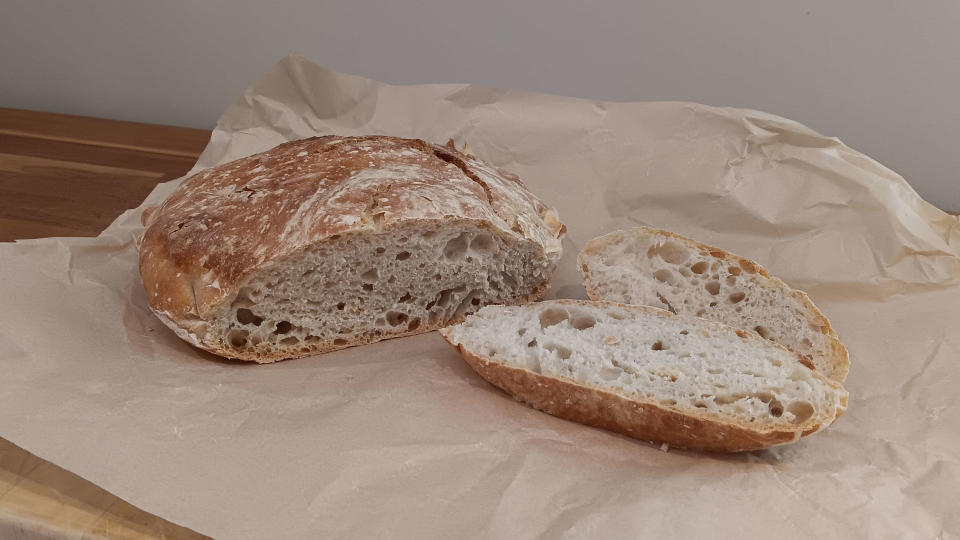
[
  {"x1": 579, "y1": 228, "x2": 849, "y2": 382},
  {"x1": 139, "y1": 136, "x2": 565, "y2": 362},
  {"x1": 441, "y1": 300, "x2": 847, "y2": 452}
]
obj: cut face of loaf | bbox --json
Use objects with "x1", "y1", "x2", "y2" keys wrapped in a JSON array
[
  {"x1": 578, "y1": 228, "x2": 849, "y2": 383},
  {"x1": 139, "y1": 136, "x2": 564, "y2": 362},
  {"x1": 204, "y1": 223, "x2": 552, "y2": 359},
  {"x1": 441, "y1": 300, "x2": 847, "y2": 452}
]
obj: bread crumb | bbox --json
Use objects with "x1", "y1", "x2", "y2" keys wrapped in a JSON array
[{"x1": 660, "y1": 442, "x2": 670, "y2": 452}]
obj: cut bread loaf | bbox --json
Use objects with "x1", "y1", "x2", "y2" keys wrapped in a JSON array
[
  {"x1": 440, "y1": 300, "x2": 847, "y2": 452},
  {"x1": 139, "y1": 136, "x2": 564, "y2": 362},
  {"x1": 579, "y1": 228, "x2": 849, "y2": 383}
]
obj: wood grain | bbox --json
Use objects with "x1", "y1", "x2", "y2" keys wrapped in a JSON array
[
  {"x1": 0, "y1": 109, "x2": 210, "y2": 242},
  {"x1": 0, "y1": 109, "x2": 211, "y2": 539}
]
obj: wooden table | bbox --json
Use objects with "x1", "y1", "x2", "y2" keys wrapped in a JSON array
[{"x1": 0, "y1": 108, "x2": 211, "y2": 538}]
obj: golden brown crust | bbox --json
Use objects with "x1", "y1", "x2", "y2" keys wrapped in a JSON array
[
  {"x1": 453, "y1": 346, "x2": 821, "y2": 453},
  {"x1": 578, "y1": 227, "x2": 850, "y2": 382},
  {"x1": 139, "y1": 136, "x2": 564, "y2": 361},
  {"x1": 441, "y1": 299, "x2": 847, "y2": 452}
]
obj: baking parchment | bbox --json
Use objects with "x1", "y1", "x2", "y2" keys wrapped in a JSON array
[{"x1": 1, "y1": 54, "x2": 958, "y2": 539}]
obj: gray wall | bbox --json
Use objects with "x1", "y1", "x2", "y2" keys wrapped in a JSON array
[{"x1": 2, "y1": 0, "x2": 957, "y2": 211}]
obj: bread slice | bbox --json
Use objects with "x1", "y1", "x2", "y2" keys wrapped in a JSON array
[
  {"x1": 440, "y1": 300, "x2": 847, "y2": 452},
  {"x1": 578, "y1": 228, "x2": 849, "y2": 382},
  {"x1": 139, "y1": 136, "x2": 565, "y2": 362}
]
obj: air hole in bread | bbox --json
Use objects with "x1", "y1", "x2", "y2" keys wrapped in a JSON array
[
  {"x1": 332, "y1": 338, "x2": 348, "y2": 346},
  {"x1": 274, "y1": 321, "x2": 293, "y2": 334},
  {"x1": 726, "y1": 276, "x2": 737, "y2": 286},
  {"x1": 707, "y1": 368, "x2": 722, "y2": 374},
  {"x1": 362, "y1": 283, "x2": 374, "y2": 292},
  {"x1": 647, "y1": 241, "x2": 688, "y2": 264},
  {"x1": 709, "y1": 301, "x2": 718, "y2": 307},
  {"x1": 236, "y1": 308, "x2": 264, "y2": 326},
  {"x1": 680, "y1": 330, "x2": 689, "y2": 335},
  {"x1": 436, "y1": 286, "x2": 465, "y2": 308},
  {"x1": 767, "y1": 356, "x2": 782, "y2": 367},
  {"x1": 399, "y1": 236, "x2": 408, "y2": 243},
  {"x1": 696, "y1": 309, "x2": 706, "y2": 316},
  {"x1": 407, "y1": 318, "x2": 421, "y2": 331},
  {"x1": 599, "y1": 367, "x2": 622, "y2": 380},
  {"x1": 518, "y1": 328, "x2": 527, "y2": 336},
  {"x1": 801, "y1": 337, "x2": 812, "y2": 347},
  {"x1": 443, "y1": 233, "x2": 470, "y2": 260},
  {"x1": 375, "y1": 247, "x2": 386, "y2": 255},
  {"x1": 754, "y1": 325, "x2": 771, "y2": 339},
  {"x1": 728, "y1": 266, "x2": 742, "y2": 276},
  {"x1": 228, "y1": 329, "x2": 249, "y2": 348},
  {"x1": 690, "y1": 261, "x2": 708, "y2": 274},
  {"x1": 527, "y1": 338, "x2": 538, "y2": 348},
  {"x1": 336, "y1": 302, "x2": 345, "y2": 310},
  {"x1": 714, "y1": 394, "x2": 739, "y2": 405},
  {"x1": 329, "y1": 235, "x2": 340, "y2": 240},
  {"x1": 661, "y1": 399, "x2": 677, "y2": 406},
  {"x1": 651, "y1": 340, "x2": 667, "y2": 351},
  {"x1": 787, "y1": 401, "x2": 815, "y2": 423},
  {"x1": 544, "y1": 343, "x2": 572, "y2": 359},
  {"x1": 653, "y1": 269, "x2": 675, "y2": 285},
  {"x1": 694, "y1": 401, "x2": 708, "y2": 409},
  {"x1": 539, "y1": 307, "x2": 569, "y2": 328},
  {"x1": 276, "y1": 336, "x2": 297, "y2": 346},
  {"x1": 453, "y1": 291, "x2": 483, "y2": 320},
  {"x1": 375, "y1": 317, "x2": 386, "y2": 327},
  {"x1": 398, "y1": 292, "x2": 413, "y2": 303},
  {"x1": 386, "y1": 311, "x2": 408, "y2": 327},
  {"x1": 677, "y1": 266, "x2": 692, "y2": 278},
  {"x1": 769, "y1": 401, "x2": 784, "y2": 417},
  {"x1": 705, "y1": 281, "x2": 721, "y2": 295},
  {"x1": 570, "y1": 314, "x2": 596, "y2": 330},
  {"x1": 728, "y1": 292, "x2": 746, "y2": 304},
  {"x1": 470, "y1": 233, "x2": 494, "y2": 255},
  {"x1": 361, "y1": 268, "x2": 378, "y2": 282},
  {"x1": 739, "y1": 259, "x2": 758, "y2": 274},
  {"x1": 395, "y1": 251, "x2": 411, "y2": 261}
]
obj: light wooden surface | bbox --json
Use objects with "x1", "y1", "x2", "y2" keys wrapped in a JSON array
[{"x1": 0, "y1": 108, "x2": 211, "y2": 538}]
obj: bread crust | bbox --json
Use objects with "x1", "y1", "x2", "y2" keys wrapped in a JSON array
[
  {"x1": 578, "y1": 227, "x2": 850, "y2": 382},
  {"x1": 139, "y1": 136, "x2": 564, "y2": 361},
  {"x1": 442, "y1": 299, "x2": 847, "y2": 452}
]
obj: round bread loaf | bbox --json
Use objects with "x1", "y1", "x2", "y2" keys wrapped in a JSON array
[{"x1": 139, "y1": 136, "x2": 565, "y2": 362}]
